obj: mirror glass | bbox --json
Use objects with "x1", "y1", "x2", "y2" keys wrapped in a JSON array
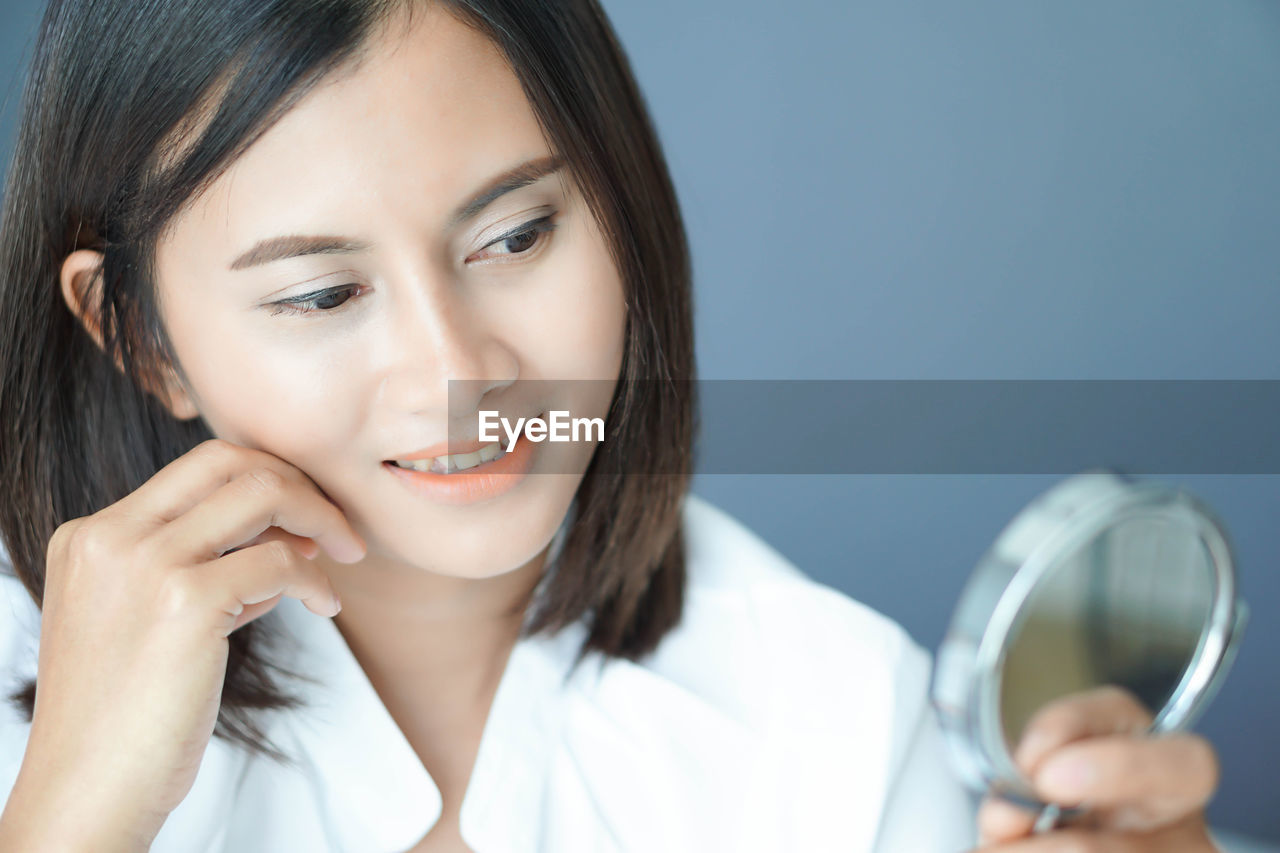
[
  {"x1": 998, "y1": 511, "x2": 1216, "y2": 761},
  {"x1": 931, "y1": 468, "x2": 1247, "y2": 832}
]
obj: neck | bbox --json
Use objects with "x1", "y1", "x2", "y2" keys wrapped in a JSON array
[{"x1": 321, "y1": 541, "x2": 551, "y2": 709}]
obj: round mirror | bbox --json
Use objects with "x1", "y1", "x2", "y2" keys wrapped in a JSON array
[{"x1": 930, "y1": 469, "x2": 1250, "y2": 832}]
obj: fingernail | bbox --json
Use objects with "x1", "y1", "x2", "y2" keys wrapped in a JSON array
[
  {"x1": 331, "y1": 592, "x2": 342, "y2": 614},
  {"x1": 1016, "y1": 730, "x2": 1052, "y2": 763},
  {"x1": 1038, "y1": 755, "x2": 1095, "y2": 795},
  {"x1": 340, "y1": 536, "x2": 367, "y2": 563},
  {"x1": 326, "y1": 540, "x2": 360, "y2": 563}
]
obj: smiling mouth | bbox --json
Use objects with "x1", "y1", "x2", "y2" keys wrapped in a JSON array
[
  {"x1": 386, "y1": 442, "x2": 507, "y2": 474},
  {"x1": 384, "y1": 410, "x2": 543, "y2": 474}
]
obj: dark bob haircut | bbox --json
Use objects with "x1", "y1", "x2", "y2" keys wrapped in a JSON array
[{"x1": 0, "y1": 0, "x2": 696, "y2": 765}]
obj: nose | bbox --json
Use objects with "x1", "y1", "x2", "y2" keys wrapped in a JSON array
[{"x1": 376, "y1": 271, "x2": 517, "y2": 418}]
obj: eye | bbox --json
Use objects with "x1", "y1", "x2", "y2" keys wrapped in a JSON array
[
  {"x1": 267, "y1": 283, "x2": 363, "y2": 317},
  {"x1": 467, "y1": 213, "x2": 559, "y2": 265},
  {"x1": 264, "y1": 212, "x2": 559, "y2": 318}
]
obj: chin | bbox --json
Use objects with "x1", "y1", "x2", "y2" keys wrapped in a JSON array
[
  {"x1": 340, "y1": 461, "x2": 581, "y2": 578},
  {"x1": 393, "y1": 505, "x2": 566, "y2": 578}
]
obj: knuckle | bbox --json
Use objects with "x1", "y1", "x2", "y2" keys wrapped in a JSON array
[
  {"x1": 261, "y1": 538, "x2": 298, "y2": 568},
  {"x1": 157, "y1": 571, "x2": 205, "y2": 616},
  {"x1": 46, "y1": 518, "x2": 79, "y2": 557},
  {"x1": 241, "y1": 467, "x2": 286, "y2": 497},
  {"x1": 196, "y1": 437, "x2": 237, "y2": 463},
  {"x1": 128, "y1": 529, "x2": 160, "y2": 569},
  {"x1": 65, "y1": 519, "x2": 116, "y2": 563}
]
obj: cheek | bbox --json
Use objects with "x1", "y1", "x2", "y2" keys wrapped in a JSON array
[
  {"x1": 168, "y1": 308, "x2": 365, "y2": 459},
  {"x1": 517, "y1": 225, "x2": 627, "y2": 382},
  {"x1": 543, "y1": 276, "x2": 625, "y2": 378}
]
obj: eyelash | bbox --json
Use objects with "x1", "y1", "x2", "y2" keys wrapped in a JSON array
[{"x1": 266, "y1": 213, "x2": 560, "y2": 317}]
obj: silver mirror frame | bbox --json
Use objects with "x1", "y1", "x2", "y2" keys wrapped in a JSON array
[{"x1": 930, "y1": 468, "x2": 1249, "y2": 826}]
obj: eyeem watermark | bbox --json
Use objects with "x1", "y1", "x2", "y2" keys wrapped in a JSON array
[{"x1": 479, "y1": 410, "x2": 604, "y2": 452}]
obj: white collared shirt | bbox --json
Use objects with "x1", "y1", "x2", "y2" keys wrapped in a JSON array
[{"x1": 0, "y1": 494, "x2": 978, "y2": 851}]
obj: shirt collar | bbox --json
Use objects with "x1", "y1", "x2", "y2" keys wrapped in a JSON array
[{"x1": 264, "y1": 508, "x2": 581, "y2": 853}]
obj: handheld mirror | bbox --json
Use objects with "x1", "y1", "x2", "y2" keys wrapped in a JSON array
[{"x1": 930, "y1": 469, "x2": 1249, "y2": 833}]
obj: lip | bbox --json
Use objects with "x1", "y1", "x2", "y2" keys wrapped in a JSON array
[
  {"x1": 382, "y1": 419, "x2": 539, "y2": 506},
  {"x1": 386, "y1": 411, "x2": 540, "y2": 462},
  {"x1": 389, "y1": 436, "x2": 494, "y2": 462}
]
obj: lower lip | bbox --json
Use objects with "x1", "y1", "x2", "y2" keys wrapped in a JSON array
[{"x1": 382, "y1": 429, "x2": 538, "y2": 506}]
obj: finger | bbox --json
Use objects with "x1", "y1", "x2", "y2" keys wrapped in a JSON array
[
  {"x1": 976, "y1": 793, "x2": 1039, "y2": 845},
  {"x1": 114, "y1": 440, "x2": 358, "y2": 551},
  {"x1": 226, "y1": 531, "x2": 319, "y2": 631},
  {"x1": 198, "y1": 539, "x2": 342, "y2": 633},
  {"x1": 1031, "y1": 733, "x2": 1220, "y2": 830},
  {"x1": 1012, "y1": 685, "x2": 1156, "y2": 777},
  {"x1": 158, "y1": 466, "x2": 364, "y2": 565},
  {"x1": 114, "y1": 440, "x2": 286, "y2": 518},
  {"x1": 229, "y1": 594, "x2": 285, "y2": 634},
  {"x1": 970, "y1": 812, "x2": 1214, "y2": 852},
  {"x1": 226, "y1": 526, "x2": 321, "y2": 560},
  {"x1": 972, "y1": 824, "x2": 1137, "y2": 852}
]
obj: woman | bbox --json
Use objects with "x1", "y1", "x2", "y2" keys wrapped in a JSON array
[{"x1": 0, "y1": 0, "x2": 1222, "y2": 850}]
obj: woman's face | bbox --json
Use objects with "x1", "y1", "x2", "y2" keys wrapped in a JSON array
[{"x1": 147, "y1": 5, "x2": 626, "y2": 579}]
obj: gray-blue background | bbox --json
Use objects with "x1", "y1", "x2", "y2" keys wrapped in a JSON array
[
  {"x1": 3, "y1": 0, "x2": 1276, "y2": 844},
  {"x1": 606, "y1": 1, "x2": 1280, "y2": 844}
]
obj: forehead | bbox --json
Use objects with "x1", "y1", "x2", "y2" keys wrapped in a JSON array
[{"x1": 159, "y1": 4, "x2": 551, "y2": 266}]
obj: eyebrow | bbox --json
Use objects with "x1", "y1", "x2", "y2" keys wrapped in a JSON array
[{"x1": 228, "y1": 154, "x2": 566, "y2": 271}]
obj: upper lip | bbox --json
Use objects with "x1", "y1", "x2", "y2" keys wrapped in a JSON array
[
  {"x1": 385, "y1": 411, "x2": 541, "y2": 461},
  {"x1": 387, "y1": 438, "x2": 496, "y2": 461}
]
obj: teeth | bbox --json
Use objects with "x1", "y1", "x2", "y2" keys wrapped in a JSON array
[
  {"x1": 392, "y1": 442, "x2": 505, "y2": 474},
  {"x1": 448, "y1": 450, "x2": 482, "y2": 472}
]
